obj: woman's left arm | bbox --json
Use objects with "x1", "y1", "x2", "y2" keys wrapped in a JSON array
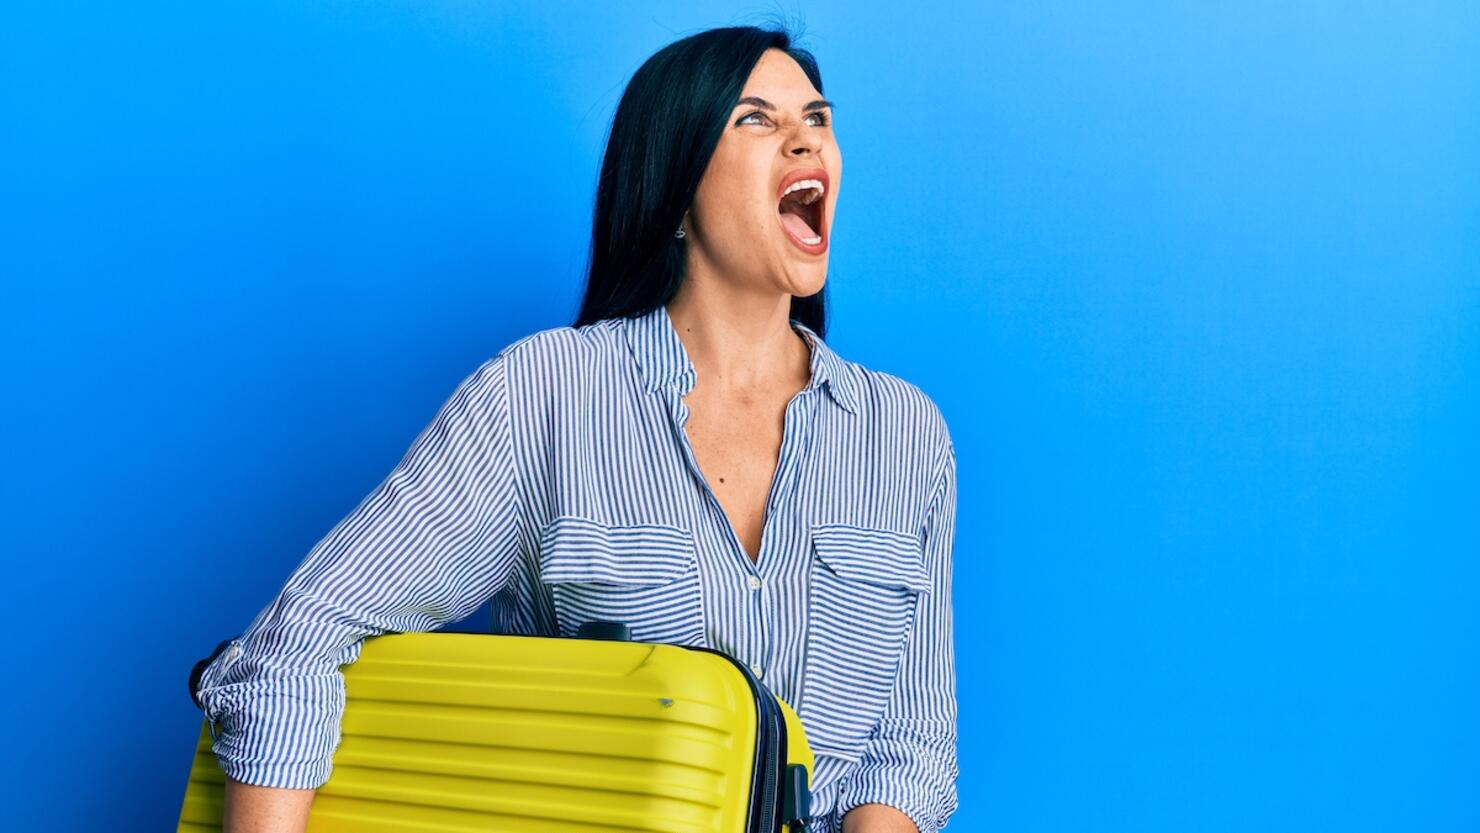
[{"x1": 840, "y1": 435, "x2": 960, "y2": 833}]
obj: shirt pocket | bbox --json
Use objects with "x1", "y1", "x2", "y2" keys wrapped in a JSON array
[
  {"x1": 536, "y1": 515, "x2": 706, "y2": 646},
  {"x1": 799, "y1": 522, "x2": 931, "y2": 758}
]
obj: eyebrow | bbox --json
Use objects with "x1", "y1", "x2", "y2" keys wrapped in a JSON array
[{"x1": 735, "y1": 96, "x2": 835, "y2": 113}]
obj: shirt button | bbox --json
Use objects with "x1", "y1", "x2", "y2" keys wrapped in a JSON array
[
  {"x1": 747, "y1": 575, "x2": 762, "y2": 590},
  {"x1": 749, "y1": 662, "x2": 764, "y2": 679}
]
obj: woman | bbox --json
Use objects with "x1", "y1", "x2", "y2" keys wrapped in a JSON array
[{"x1": 195, "y1": 24, "x2": 958, "y2": 833}]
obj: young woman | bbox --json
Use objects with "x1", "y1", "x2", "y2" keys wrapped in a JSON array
[{"x1": 196, "y1": 25, "x2": 958, "y2": 833}]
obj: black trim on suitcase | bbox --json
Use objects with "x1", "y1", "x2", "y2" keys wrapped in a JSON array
[
  {"x1": 688, "y1": 645, "x2": 805, "y2": 833},
  {"x1": 575, "y1": 621, "x2": 808, "y2": 831},
  {"x1": 573, "y1": 621, "x2": 802, "y2": 831}
]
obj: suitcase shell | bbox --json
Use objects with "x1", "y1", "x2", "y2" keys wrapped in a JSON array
[{"x1": 179, "y1": 629, "x2": 814, "y2": 832}]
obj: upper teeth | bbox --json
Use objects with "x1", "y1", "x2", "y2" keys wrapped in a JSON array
[{"x1": 782, "y1": 178, "x2": 825, "y2": 204}]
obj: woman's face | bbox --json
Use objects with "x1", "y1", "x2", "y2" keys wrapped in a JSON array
[{"x1": 684, "y1": 48, "x2": 841, "y2": 300}]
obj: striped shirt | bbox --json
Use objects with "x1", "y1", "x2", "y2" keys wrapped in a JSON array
[{"x1": 194, "y1": 303, "x2": 959, "y2": 832}]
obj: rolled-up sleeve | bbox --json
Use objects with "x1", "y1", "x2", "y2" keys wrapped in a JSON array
[
  {"x1": 192, "y1": 350, "x2": 525, "y2": 789},
  {"x1": 837, "y1": 434, "x2": 959, "y2": 832}
]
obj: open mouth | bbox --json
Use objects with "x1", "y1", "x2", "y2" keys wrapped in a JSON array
[{"x1": 777, "y1": 170, "x2": 828, "y2": 253}]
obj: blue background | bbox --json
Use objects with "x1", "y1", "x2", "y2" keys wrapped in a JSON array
[{"x1": 4, "y1": 2, "x2": 1476, "y2": 830}]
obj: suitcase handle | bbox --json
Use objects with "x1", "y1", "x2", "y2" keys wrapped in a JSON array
[
  {"x1": 576, "y1": 620, "x2": 632, "y2": 641},
  {"x1": 783, "y1": 762, "x2": 812, "y2": 830}
]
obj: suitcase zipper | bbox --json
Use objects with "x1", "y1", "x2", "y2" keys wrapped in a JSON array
[{"x1": 689, "y1": 646, "x2": 793, "y2": 832}]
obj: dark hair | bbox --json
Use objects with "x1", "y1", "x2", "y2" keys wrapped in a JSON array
[{"x1": 572, "y1": 23, "x2": 830, "y2": 337}]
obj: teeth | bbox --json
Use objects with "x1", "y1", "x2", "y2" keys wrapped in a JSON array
[
  {"x1": 800, "y1": 235, "x2": 821, "y2": 245},
  {"x1": 782, "y1": 178, "x2": 825, "y2": 203}
]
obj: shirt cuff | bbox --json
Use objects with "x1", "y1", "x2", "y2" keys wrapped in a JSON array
[
  {"x1": 198, "y1": 673, "x2": 345, "y2": 790},
  {"x1": 834, "y1": 722, "x2": 959, "y2": 833}
]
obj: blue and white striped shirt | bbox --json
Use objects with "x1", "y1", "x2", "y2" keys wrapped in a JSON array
[{"x1": 194, "y1": 303, "x2": 958, "y2": 832}]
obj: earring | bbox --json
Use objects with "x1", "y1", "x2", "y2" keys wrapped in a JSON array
[{"x1": 675, "y1": 225, "x2": 686, "y2": 239}]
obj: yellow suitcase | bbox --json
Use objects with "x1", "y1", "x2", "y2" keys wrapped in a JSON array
[{"x1": 179, "y1": 622, "x2": 814, "y2": 832}]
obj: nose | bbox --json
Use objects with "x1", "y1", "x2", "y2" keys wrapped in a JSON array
[{"x1": 785, "y1": 122, "x2": 823, "y2": 157}]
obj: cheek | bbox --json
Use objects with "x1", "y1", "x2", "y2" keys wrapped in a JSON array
[
  {"x1": 699, "y1": 184, "x2": 774, "y2": 239},
  {"x1": 695, "y1": 141, "x2": 747, "y2": 192},
  {"x1": 690, "y1": 144, "x2": 781, "y2": 245}
]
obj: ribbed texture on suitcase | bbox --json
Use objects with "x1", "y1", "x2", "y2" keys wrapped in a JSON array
[{"x1": 179, "y1": 632, "x2": 767, "y2": 833}]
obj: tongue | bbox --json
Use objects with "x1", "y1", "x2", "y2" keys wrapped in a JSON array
[{"x1": 780, "y1": 210, "x2": 817, "y2": 240}]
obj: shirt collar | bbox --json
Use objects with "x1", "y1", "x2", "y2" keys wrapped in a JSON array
[{"x1": 622, "y1": 304, "x2": 858, "y2": 415}]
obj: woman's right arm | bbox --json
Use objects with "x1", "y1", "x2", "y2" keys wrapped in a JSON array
[{"x1": 193, "y1": 350, "x2": 527, "y2": 832}]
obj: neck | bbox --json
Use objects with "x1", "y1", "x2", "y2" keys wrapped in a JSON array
[{"x1": 664, "y1": 281, "x2": 809, "y2": 395}]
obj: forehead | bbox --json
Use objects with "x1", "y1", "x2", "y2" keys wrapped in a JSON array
[{"x1": 739, "y1": 48, "x2": 819, "y2": 100}]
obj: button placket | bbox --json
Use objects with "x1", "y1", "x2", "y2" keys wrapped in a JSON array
[{"x1": 747, "y1": 572, "x2": 775, "y2": 687}]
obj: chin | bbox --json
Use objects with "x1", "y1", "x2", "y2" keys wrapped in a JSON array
[{"x1": 787, "y1": 268, "x2": 828, "y2": 298}]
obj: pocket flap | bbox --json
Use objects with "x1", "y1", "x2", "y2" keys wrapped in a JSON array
[
  {"x1": 811, "y1": 522, "x2": 931, "y2": 593},
  {"x1": 538, "y1": 515, "x2": 695, "y2": 585}
]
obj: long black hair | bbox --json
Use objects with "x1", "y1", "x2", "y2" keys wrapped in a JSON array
[{"x1": 572, "y1": 23, "x2": 830, "y2": 338}]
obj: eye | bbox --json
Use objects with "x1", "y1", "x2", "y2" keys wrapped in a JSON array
[{"x1": 736, "y1": 111, "x2": 831, "y2": 127}]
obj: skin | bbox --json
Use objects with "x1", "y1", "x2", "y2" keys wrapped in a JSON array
[
  {"x1": 220, "y1": 778, "x2": 313, "y2": 832},
  {"x1": 219, "y1": 46, "x2": 914, "y2": 833},
  {"x1": 670, "y1": 48, "x2": 918, "y2": 833}
]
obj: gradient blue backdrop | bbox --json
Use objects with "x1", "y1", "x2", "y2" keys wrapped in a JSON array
[{"x1": 4, "y1": 2, "x2": 1476, "y2": 830}]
